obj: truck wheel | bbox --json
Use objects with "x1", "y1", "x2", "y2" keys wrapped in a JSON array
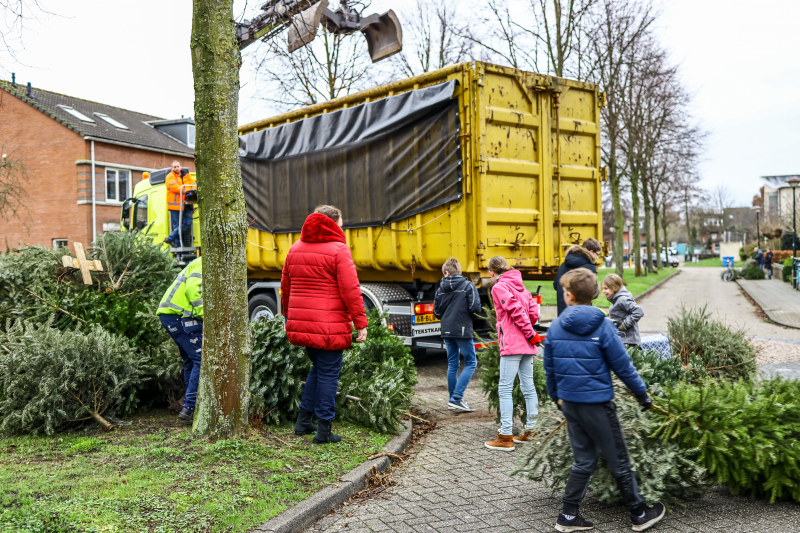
[{"x1": 249, "y1": 293, "x2": 278, "y2": 322}]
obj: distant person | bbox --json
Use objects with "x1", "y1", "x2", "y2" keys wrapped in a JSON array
[
  {"x1": 281, "y1": 205, "x2": 368, "y2": 444},
  {"x1": 754, "y1": 248, "x2": 764, "y2": 269},
  {"x1": 545, "y1": 268, "x2": 664, "y2": 532},
  {"x1": 765, "y1": 248, "x2": 773, "y2": 279},
  {"x1": 164, "y1": 160, "x2": 196, "y2": 248},
  {"x1": 484, "y1": 256, "x2": 541, "y2": 451},
  {"x1": 602, "y1": 274, "x2": 644, "y2": 348},
  {"x1": 433, "y1": 257, "x2": 481, "y2": 412},
  {"x1": 553, "y1": 239, "x2": 601, "y2": 316}
]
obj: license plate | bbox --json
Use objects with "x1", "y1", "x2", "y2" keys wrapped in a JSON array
[
  {"x1": 412, "y1": 323, "x2": 441, "y2": 337},
  {"x1": 413, "y1": 314, "x2": 440, "y2": 325}
]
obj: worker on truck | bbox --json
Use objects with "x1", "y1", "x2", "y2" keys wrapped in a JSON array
[
  {"x1": 157, "y1": 257, "x2": 203, "y2": 422},
  {"x1": 164, "y1": 160, "x2": 196, "y2": 248}
]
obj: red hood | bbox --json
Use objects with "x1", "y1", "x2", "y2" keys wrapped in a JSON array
[{"x1": 300, "y1": 213, "x2": 347, "y2": 244}]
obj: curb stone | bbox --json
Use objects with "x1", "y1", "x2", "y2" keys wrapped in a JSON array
[
  {"x1": 252, "y1": 421, "x2": 414, "y2": 533},
  {"x1": 736, "y1": 279, "x2": 800, "y2": 330},
  {"x1": 634, "y1": 269, "x2": 681, "y2": 302}
]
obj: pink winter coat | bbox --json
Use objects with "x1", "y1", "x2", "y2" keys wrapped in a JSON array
[{"x1": 491, "y1": 269, "x2": 540, "y2": 357}]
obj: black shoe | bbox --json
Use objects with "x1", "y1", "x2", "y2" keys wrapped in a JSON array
[
  {"x1": 312, "y1": 419, "x2": 342, "y2": 444},
  {"x1": 178, "y1": 406, "x2": 195, "y2": 421},
  {"x1": 294, "y1": 408, "x2": 318, "y2": 436},
  {"x1": 555, "y1": 513, "x2": 594, "y2": 532},
  {"x1": 631, "y1": 502, "x2": 665, "y2": 531},
  {"x1": 164, "y1": 238, "x2": 177, "y2": 247}
]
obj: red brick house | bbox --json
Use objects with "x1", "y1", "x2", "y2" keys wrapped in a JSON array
[{"x1": 0, "y1": 79, "x2": 195, "y2": 249}]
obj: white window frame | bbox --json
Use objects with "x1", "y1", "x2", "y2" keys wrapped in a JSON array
[
  {"x1": 105, "y1": 168, "x2": 132, "y2": 204},
  {"x1": 57, "y1": 105, "x2": 95, "y2": 122},
  {"x1": 94, "y1": 112, "x2": 129, "y2": 130},
  {"x1": 53, "y1": 239, "x2": 68, "y2": 249}
]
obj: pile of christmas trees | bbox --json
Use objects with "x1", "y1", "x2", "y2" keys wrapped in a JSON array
[
  {"x1": 0, "y1": 230, "x2": 182, "y2": 434},
  {"x1": 485, "y1": 306, "x2": 800, "y2": 505},
  {"x1": 250, "y1": 310, "x2": 417, "y2": 434}
]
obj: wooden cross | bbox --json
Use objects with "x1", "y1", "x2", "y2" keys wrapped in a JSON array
[{"x1": 62, "y1": 242, "x2": 103, "y2": 285}]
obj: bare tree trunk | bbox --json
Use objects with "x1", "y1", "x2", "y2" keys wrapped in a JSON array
[
  {"x1": 609, "y1": 145, "x2": 624, "y2": 277},
  {"x1": 191, "y1": 0, "x2": 251, "y2": 439},
  {"x1": 652, "y1": 202, "x2": 662, "y2": 269},
  {"x1": 642, "y1": 177, "x2": 653, "y2": 272},
  {"x1": 631, "y1": 168, "x2": 642, "y2": 276}
]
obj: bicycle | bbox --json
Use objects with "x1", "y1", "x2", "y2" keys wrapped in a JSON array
[{"x1": 722, "y1": 264, "x2": 735, "y2": 282}]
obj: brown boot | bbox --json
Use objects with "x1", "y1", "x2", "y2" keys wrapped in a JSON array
[
  {"x1": 485, "y1": 432, "x2": 515, "y2": 451},
  {"x1": 513, "y1": 430, "x2": 538, "y2": 444}
]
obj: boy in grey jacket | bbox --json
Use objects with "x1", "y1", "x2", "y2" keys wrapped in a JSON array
[{"x1": 602, "y1": 274, "x2": 644, "y2": 347}]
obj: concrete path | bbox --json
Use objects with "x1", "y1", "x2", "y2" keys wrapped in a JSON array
[{"x1": 738, "y1": 278, "x2": 800, "y2": 329}]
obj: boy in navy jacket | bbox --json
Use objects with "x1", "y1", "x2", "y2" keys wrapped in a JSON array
[{"x1": 544, "y1": 268, "x2": 664, "y2": 532}]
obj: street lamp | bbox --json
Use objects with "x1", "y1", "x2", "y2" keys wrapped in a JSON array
[{"x1": 788, "y1": 177, "x2": 800, "y2": 288}]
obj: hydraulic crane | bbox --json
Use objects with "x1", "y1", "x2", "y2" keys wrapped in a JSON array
[{"x1": 235, "y1": 0, "x2": 402, "y2": 62}]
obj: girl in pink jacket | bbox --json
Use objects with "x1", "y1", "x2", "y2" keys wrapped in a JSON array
[{"x1": 485, "y1": 256, "x2": 540, "y2": 451}]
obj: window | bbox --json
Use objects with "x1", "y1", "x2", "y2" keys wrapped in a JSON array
[
  {"x1": 94, "y1": 113, "x2": 128, "y2": 129},
  {"x1": 103, "y1": 222, "x2": 121, "y2": 232},
  {"x1": 57, "y1": 105, "x2": 94, "y2": 122},
  {"x1": 133, "y1": 195, "x2": 149, "y2": 230},
  {"x1": 105, "y1": 169, "x2": 130, "y2": 203},
  {"x1": 53, "y1": 239, "x2": 68, "y2": 249},
  {"x1": 712, "y1": 233, "x2": 718, "y2": 240}
]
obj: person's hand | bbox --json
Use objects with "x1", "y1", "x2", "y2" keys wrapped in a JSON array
[
  {"x1": 617, "y1": 321, "x2": 628, "y2": 332},
  {"x1": 356, "y1": 328, "x2": 367, "y2": 343},
  {"x1": 554, "y1": 399, "x2": 563, "y2": 411},
  {"x1": 636, "y1": 394, "x2": 653, "y2": 412}
]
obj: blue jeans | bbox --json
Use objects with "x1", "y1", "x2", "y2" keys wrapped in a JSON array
[
  {"x1": 159, "y1": 314, "x2": 202, "y2": 409},
  {"x1": 299, "y1": 348, "x2": 343, "y2": 422},
  {"x1": 499, "y1": 355, "x2": 538, "y2": 435},
  {"x1": 167, "y1": 207, "x2": 194, "y2": 245},
  {"x1": 443, "y1": 338, "x2": 477, "y2": 402}
]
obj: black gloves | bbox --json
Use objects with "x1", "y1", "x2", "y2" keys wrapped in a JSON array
[
  {"x1": 636, "y1": 393, "x2": 653, "y2": 412},
  {"x1": 617, "y1": 321, "x2": 628, "y2": 332}
]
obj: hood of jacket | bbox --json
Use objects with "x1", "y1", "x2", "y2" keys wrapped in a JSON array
[
  {"x1": 558, "y1": 305, "x2": 606, "y2": 336},
  {"x1": 439, "y1": 274, "x2": 471, "y2": 293},
  {"x1": 610, "y1": 286, "x2": 633, "y2": 304},
  {"x1": 300, "y1": 213, "x2": 346, "y2": 245},
  {"x1": 495, "y1": 269, "x2": 526, "y2": 293},
  {"x1": 564, "y1": 247, "x2": 596, "y2": 269}
]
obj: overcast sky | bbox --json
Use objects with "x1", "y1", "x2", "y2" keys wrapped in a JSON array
[{"x1": 3, "y1": 0, "x2": 798, "y2": 206}]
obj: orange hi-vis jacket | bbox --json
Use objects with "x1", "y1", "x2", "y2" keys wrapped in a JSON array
[{"x1": 166, "y1": 171, "x2": 197, "y2": 211}]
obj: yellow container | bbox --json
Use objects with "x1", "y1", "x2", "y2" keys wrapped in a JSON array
[{"x1": 239, "y1": 62, "x2": 603, "y2": 283}]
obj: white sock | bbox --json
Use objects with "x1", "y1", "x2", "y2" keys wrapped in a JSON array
[
  {"x1": 563, "y1": 514, "x2": 575, "y2": 520},
  {"x1": 637, "y1": 511, "x2": 646, "y2": 518}
]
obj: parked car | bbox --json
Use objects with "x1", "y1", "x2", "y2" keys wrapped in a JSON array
[{"x1": 642, "y1": 253, "x2": 679, "y2": 268}]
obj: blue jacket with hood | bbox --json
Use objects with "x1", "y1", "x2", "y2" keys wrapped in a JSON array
[{"x1": 544, "y1": 305, "x2": 646, "y2": 403}]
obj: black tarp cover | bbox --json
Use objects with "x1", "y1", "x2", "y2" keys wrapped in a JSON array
[{"x1": 239, "y1": 80, "x2": 462, "y2": 233}]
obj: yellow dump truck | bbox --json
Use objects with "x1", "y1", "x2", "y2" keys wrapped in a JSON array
[{"x1": 124, "y1": 61, "x2": 604, "y2": 351}]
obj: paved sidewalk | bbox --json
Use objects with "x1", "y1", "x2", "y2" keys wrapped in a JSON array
[
  {"x1": 738, "y1": 278, "x2": 800, "y2": 329},
  {"x1": 308, "y1": 421, "x2": 800, "y2": 532}
]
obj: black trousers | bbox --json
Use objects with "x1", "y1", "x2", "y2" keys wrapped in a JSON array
[{"x1": 560, "y1": 400, "x2": 645, "y2": 516}]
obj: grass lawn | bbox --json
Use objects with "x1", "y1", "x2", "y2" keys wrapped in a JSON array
[
  {"x1": 682, "y1": 257, "x2": 723, "y2": 267},
  {"x1": 525, "y1": 267, "x2": 677, "y2": 308},
  {"x1": 0, "y1": 409, "x2": 392, "y2": 533}
]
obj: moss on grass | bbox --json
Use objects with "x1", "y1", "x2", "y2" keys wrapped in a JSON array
[
  {"x1": 0, "y1": 409, "x2": 391, "y2": 533},
  {"x1": 525, "y1": 268, "x2": 676, "y2": 308}
]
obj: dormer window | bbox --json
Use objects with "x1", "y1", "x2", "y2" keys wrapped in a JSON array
[
  {"x1": 57, "y1": 105, "x2": 94, "y2": 122},
  {"x1": 94, "y1": 113, "x2": 128, "y2": 129}
]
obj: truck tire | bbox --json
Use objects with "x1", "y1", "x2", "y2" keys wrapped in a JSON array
[{"x1": 249, "y1": 293, "x2": 278, "y2": 322}]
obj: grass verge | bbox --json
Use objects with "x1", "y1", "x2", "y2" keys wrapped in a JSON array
[
  {"x1": 683, "y1": 257, "x2": 723, "y2": 267},
  {"x1": 0, "y1": 409, "x2": 392, "y2": 533},
  {"x1": 525, "y1": 267, "x2": 677, "y2": 308}
]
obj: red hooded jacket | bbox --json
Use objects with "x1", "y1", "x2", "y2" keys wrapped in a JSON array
[{"x1": 281, "y1": 214, "x2": 367, "y2": 351}]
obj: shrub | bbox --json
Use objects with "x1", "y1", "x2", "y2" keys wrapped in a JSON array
[
  {"x1": 476, "y1": 306, "x2": 548, "y2": 424},
  {"x1": 784, "y1": 257, "x2": 794, "y2": 283},
  {"x1": 781, "y1": 233, "x2": 799, "y2": 251},
  {"x1": 736, "y1": 258, "x2": 765, "y2": 280},
  {"x1": 0, "y1": 319, "x2": 146, "y2": 435},
  {"x1": 627, "y1": 347, "x2": 694, "y2": 390},
  {"x1": 651, "y1": 378, "x2": 800, "y2": 503},
  {"x1": 511, "y1": 385, "x2": 709, "y2": 508},
  {"x1": 771, "y1": 250, "x2": 792, "y2": 262},
  {"x1": 667, "y1": 307, "x2": 757, "y2": 381}
]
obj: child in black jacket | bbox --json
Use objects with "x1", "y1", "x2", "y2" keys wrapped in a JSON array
[{"x1": 433, "y1": 257, "x2": 481, "y2": 411}]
